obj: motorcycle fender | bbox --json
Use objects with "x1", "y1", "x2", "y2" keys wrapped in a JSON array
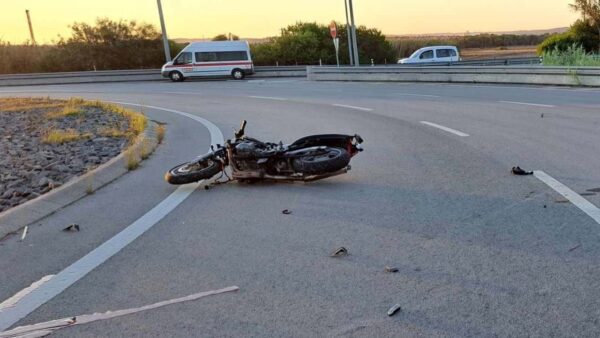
[{"x1": 290, "y1": 134, "x2": 352, "y2": 150}]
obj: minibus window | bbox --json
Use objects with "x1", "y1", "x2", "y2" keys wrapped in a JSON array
[
  {"x1": 174, "y1": 52, "x2": 192, "y2": 65},
  {"x1": 196, "y1": 51, "x2": 248, "y2": 62}
]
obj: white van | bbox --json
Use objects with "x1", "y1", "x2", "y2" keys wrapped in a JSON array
[
  {"x1": 398, "y1": 46, "x2": 460, "y2": 64},
  {"x1": 161, "y1": 41, "x2": 254, "y2": 81}
]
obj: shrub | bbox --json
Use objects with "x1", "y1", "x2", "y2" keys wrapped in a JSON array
[{"x1": 542, "y1": 44, "x2": 600, "y2": 66}]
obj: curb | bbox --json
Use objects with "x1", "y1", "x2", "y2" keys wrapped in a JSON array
[{"x1": 0, "y1": 120, "x2": 160, "y2": 240}]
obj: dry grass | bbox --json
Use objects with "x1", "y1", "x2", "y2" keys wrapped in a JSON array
[
  {"x1": 78, "y1": 99, "x2": 147, "y2": 137},
  {"x1": 460, "y1": 46, "x2": 537, "y2": 60},
  {"x1": 43, "y1": 129, "x2": 91, "y2": 144},
  {"x1": 99, "y1": 127, "x2": 127, "y2": 138},
  {"x1": 156, "y1": 124, "x2": 166, "y2": 144},
  {"x1": 140, "y1": 137, "x2": 152, "y2": 160},
  {"x1": 125, "y1": 148, "x2": 140, "y2": 170},
  {"x1": 0, "y1": 97, "x2": 63, "y2": 112}
]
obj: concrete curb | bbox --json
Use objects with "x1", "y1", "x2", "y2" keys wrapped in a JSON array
[{"x1": 0, "y1": 120, "x2": 160, "y2": 240}]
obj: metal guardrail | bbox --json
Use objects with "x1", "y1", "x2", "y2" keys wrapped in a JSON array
[{"x1": 307, "y1": 65, "x2": 600, "y2": 87}]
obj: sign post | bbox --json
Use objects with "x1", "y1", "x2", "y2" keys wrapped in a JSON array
[{"x1": 329, "y1": 21, "x2": 340, "y2": 67}]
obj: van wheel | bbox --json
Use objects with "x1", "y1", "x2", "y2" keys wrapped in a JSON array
[
  {"x1": 169, "y1": 71, "x2": 184, "y2": 82},
  {"x1": 231, "y1": 69, "x2": 245, "y2": 80}
]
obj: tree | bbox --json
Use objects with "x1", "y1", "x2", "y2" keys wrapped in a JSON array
[
  {"x1": 570, "y1": 0, "x2": 600, "y2": 51},
  {"x1": 250, "y1": 22, "x2": 394, "y2": 66},
  {"x1": 212, "y1": 34, "x2": 239, "y2": 41}
]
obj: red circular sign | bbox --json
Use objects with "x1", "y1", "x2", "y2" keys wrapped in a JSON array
[{"x1": 329, "y1": 21, "x2": 337, "y2": 39}]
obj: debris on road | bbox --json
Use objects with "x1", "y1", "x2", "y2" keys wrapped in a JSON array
[
  {"x1": 512, "y1": 167, "x2": 534, "y2": 176},
  {"x1": 0, "y1": 286, "x2": 239, "y2": 338},
  {"x1": 385, "y1": 266, "x2": 399, "y2": 273},
  {"x1": 19, "y1": 226, "x2": 28, "y2": 242},
  {"x1": 387, "y1": 304, "x2": 402, "y2": 316},
  {"x1": 541, "y1": 113, "x2": 544, "y2": 118},
  {"x1": 569, "y1": 244, "x2": 582, "y2": 252},
  {"x1": 62, "y1": 224, "x2": 80, "y2": 232},
  {"x1": 587, "y1": 188, "x2": 600, "y2": 193},
  {"x1": 204, "y1": 185, "x2": 211, "y2": 190},
  {"x1": 331, "y1": 247, "x2": 348, "y2": 257},
  {"x1": 282, "y1": 209, "x2": 292, "y2": 215}
]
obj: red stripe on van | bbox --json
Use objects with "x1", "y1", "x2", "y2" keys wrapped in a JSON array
[{"x1": 165, "y1": 61, "x2": 252, "y2": 68}]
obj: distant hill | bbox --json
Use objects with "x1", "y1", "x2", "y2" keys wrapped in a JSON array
[{"x1": 387, "y1": 27, "x2": 568, "y2": 39}]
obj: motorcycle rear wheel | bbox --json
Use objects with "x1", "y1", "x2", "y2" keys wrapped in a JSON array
[
  {"x1": 292, "y1": 147, "x2": 350, "y2": 175},
  {"x1": 165, "y1": 159, "x2": 221, "y2": 185}
]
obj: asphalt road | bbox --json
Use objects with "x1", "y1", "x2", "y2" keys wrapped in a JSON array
[{"x1": 1, "y1": 79, "x2": 600, "y2": 337}]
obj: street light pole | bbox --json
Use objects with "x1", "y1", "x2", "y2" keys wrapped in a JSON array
[
  {"x1": 156, "y1": 0, "x2": 172, "y2": 62},
  {"x1": 347, "y1": 0, "x2": 360, "y2": 67},
  {"x1": 344, "y1": 0, "x2": 354, "y2": 66},
  {"x1": 25, "y1": 10, "x2": 36, "y2": 46}
]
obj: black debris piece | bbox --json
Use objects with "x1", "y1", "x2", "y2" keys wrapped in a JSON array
[
  {"x1": 62, "y1": 224, "x2": 80, "y2": 232},
  {"x1": 331, "y1": 247, "x2": 348, "y2": 257},
  {"x1": 512, "y1": 166, "x2": 533, "y2": 176},
  {"x1": 204, "y1": 185, "x2": 211, "y2": 190},
  {"x1": 387, "y1": 304, "x2": 402, "y2": 317},
  {"x1": 569, "y1": 244, "x2": 581, "y2": 252},
  {"x1": 282, "y1": 209, "x2": 292, "y2": 215}
]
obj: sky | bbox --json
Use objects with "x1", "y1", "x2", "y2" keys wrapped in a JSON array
[{"x1": 1, "y1": 0, "x2": 580, "y2": 44}]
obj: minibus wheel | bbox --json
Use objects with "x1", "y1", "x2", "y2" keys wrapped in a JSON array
[
  {"x1": 169, "y1": 71, "x2": 184, "y2": 82},
  {"x1": 231, "y1": 69, "x2": 245, "y2": 80}
]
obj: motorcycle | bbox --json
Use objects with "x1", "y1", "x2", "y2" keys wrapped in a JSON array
[{"x1": 165, "y1": 120, "x2": 363, "y2": 185}]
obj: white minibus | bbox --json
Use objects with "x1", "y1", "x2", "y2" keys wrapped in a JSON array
[{"x1": 161, "y1": 41, "x2": 254, "y2": 81}]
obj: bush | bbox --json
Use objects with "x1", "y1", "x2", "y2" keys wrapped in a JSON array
[
  {"x1": 542, "y1": 44, "x2": 600, "y2": 66},
  {"x1": 250, "y1": 22, "x2": 395, "y2": 66},
  {"x1": 538, "y1": 20, "x2": 600, "y2": 54}
]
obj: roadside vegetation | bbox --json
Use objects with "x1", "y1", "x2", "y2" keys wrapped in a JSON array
[{"x1": 538, "y1": 0, "x2": 600, "y2": 64}]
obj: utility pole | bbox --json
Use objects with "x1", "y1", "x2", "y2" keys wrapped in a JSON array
[
  {"x1": 156, "y1": 0, "x2": 172, "y2": 62},
  {"x1": 25, "y1": 10, "x2": 36, "y2": 46},
  {"x1": 344, "y1": 0, "x2": 354, "y2": 66},
  {"x1": 347, "y1": 0, "x2": 360, "y2": 67}
]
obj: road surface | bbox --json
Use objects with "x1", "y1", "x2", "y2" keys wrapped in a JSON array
[{"x1": 1, "y1": 79, "x2": 599, "y2": 337}]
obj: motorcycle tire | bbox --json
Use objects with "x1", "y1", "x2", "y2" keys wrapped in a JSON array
[
  {"x1": 292, "y1": 147, "x2": 351, "y2": 175},
  {"x1": 165, "y1": 159, "x2": 222, "y2": 185}
]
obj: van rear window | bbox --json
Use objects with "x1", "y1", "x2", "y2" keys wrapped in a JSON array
[{"x1": 195, "y1": 51, "x2": 248, "y2": 62}]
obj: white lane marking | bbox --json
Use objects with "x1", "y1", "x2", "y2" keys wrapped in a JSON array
[
  {"x1": 534, "y1": 171, "x2": 600, "y2": 224},
  {"x1": 248, "y1": 95, "x2": 287, "y2": 101},
  {"x1": 332, "y1": 104, "x2": 373, "y2": 111},
  {"x1": 0, "y1": 286, "x2": 239, "y2": 338},
  {"x1": 397, "y1": 93, "x2": 440, "y2": 98},
  {"x1": 498, "y1": 100, "x2": 555, "y2": 108},
  {"x1": 419, "y1": 121, "x2": 470, "y2": 137},
  {"x1": 0, "y1": 103, "x2": 224, "y2": 331},
  {"x1": 0, "y1": 276, "x2": 54, "y2": 312}
]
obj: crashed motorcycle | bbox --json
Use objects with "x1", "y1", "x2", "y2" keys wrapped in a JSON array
[{"x1": 165, "y1": 120, "x2": 363, "y2": 185}]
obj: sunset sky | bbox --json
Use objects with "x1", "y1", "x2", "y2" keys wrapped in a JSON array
[{"x1": 1, "y1": 0, "x2": 579, "y2": 44}]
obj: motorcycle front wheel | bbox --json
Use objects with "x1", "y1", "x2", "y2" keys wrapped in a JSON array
[
  {"x1": 292, "y1": 147, "x2": 350, "y2": 175},
  {"x1": 165, "y1": 158, "x2": 222, "y2": 185}
]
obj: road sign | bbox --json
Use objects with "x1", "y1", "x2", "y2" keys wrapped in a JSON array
[{"x1": 329, "y1": 21, "x2": 337, "y2": 39}]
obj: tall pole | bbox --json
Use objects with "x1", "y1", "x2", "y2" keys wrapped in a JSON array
[
  {"x1": 156, "y1": 0, "x2": 172, "y2": 62},
  {"x1": 25, "y1": 10, "x2": 36, "y2": 46},
  {"x1": 344, "y1": 0, "x2": 354, "y2": 66},
  {"x1": 348, "y1": 0, "x2": 360, "y2": 67}
]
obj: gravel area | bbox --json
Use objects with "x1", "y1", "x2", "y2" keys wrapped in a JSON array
[{"x1": 0, "y1": 99, "x2": 135, "y2": 213}]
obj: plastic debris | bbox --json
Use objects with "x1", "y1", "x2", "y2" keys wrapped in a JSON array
[
  {"x1": 20, "y1": 226, "x2": 28, "y2": 242},
  {"x1": 282, "y1": 209, "x2": 292, "y2": 215},
  {"x1": 385, "y1": 266, "x2": 399, "y2": 273},
  {"x1": 62, "y1": 224, "x2": 80, "y2": 232},
  {"x1": 387, "y1": 304, "x2": 402, "y2": 316},
  {"x1": 512, "y1": 166, "x2": 533, "y2": 176},
  {"x1": 331, "y1": 247, "x2": 348, "y2": 257},
  {"x1": 569, "y1": 244, "x2": 581, "y2": 252}
]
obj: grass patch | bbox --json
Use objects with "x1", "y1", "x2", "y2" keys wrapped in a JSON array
[
  {"x1": 125, "y1": 148, "x2": 140, "y2": 170},
  {"x1": 99, "y1": 127, "x2": 127, "y2": 138},
  {"x1": 0, "y1": 97, "x2": 63, "y2": 112},
  {"x1": 543, "y1": 44, "x2": 600, "y2": 67},
  {"x1": 43, "y1": 129, "x2": 91, "y2": 144},
  {"x1": 156, "y1": 124, "x2": 166, "y2": 144},
  {"x1": 140, "y1": 137, "x2": 152, "y2": 160}
]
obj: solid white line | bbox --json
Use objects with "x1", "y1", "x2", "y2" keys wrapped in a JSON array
[
  {"x1": 0, "y1": 287, "x2": 239, "y2": 338},
  {"x1": 331, "y1": 104, "x2": 373, "y2": 111},
  {"x1": 534, "y1": 171, "x2": 600, "y2": 225},
  {"x1": 0, "y1": 276, "x2": 54, "y2": 312},
  {"x1": 420, "y1": 121, "x2": 470, "y2": 137},
  {"x1": 397, "y1": 93, "x2": 440, "y2": 98},
  {"x1": 248, "y1": 95, "x2": 287, "y2": 101},
  {"x1": 499, "y1": 100, "x2": 555, "y2": 108},
  {"x1": 0, "y1": 103, "x2": 224, "y2": 331}
]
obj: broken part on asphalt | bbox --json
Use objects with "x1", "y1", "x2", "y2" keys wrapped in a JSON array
[
  {"x1": 282, "y1": 209, "x2": 292, "y2": 215},
  {"x1": 387, "y1": 304, "x2": 402, "y2": 316},
  {"x1": 512, "y1": 166, "x2": 533, "y2": 176},
  {"x1": 62, "y1": 224, "x2": 80, "y2": 232},
  {"x1": 331, "y1": 247, "x2": 348, "y2": 257}
]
